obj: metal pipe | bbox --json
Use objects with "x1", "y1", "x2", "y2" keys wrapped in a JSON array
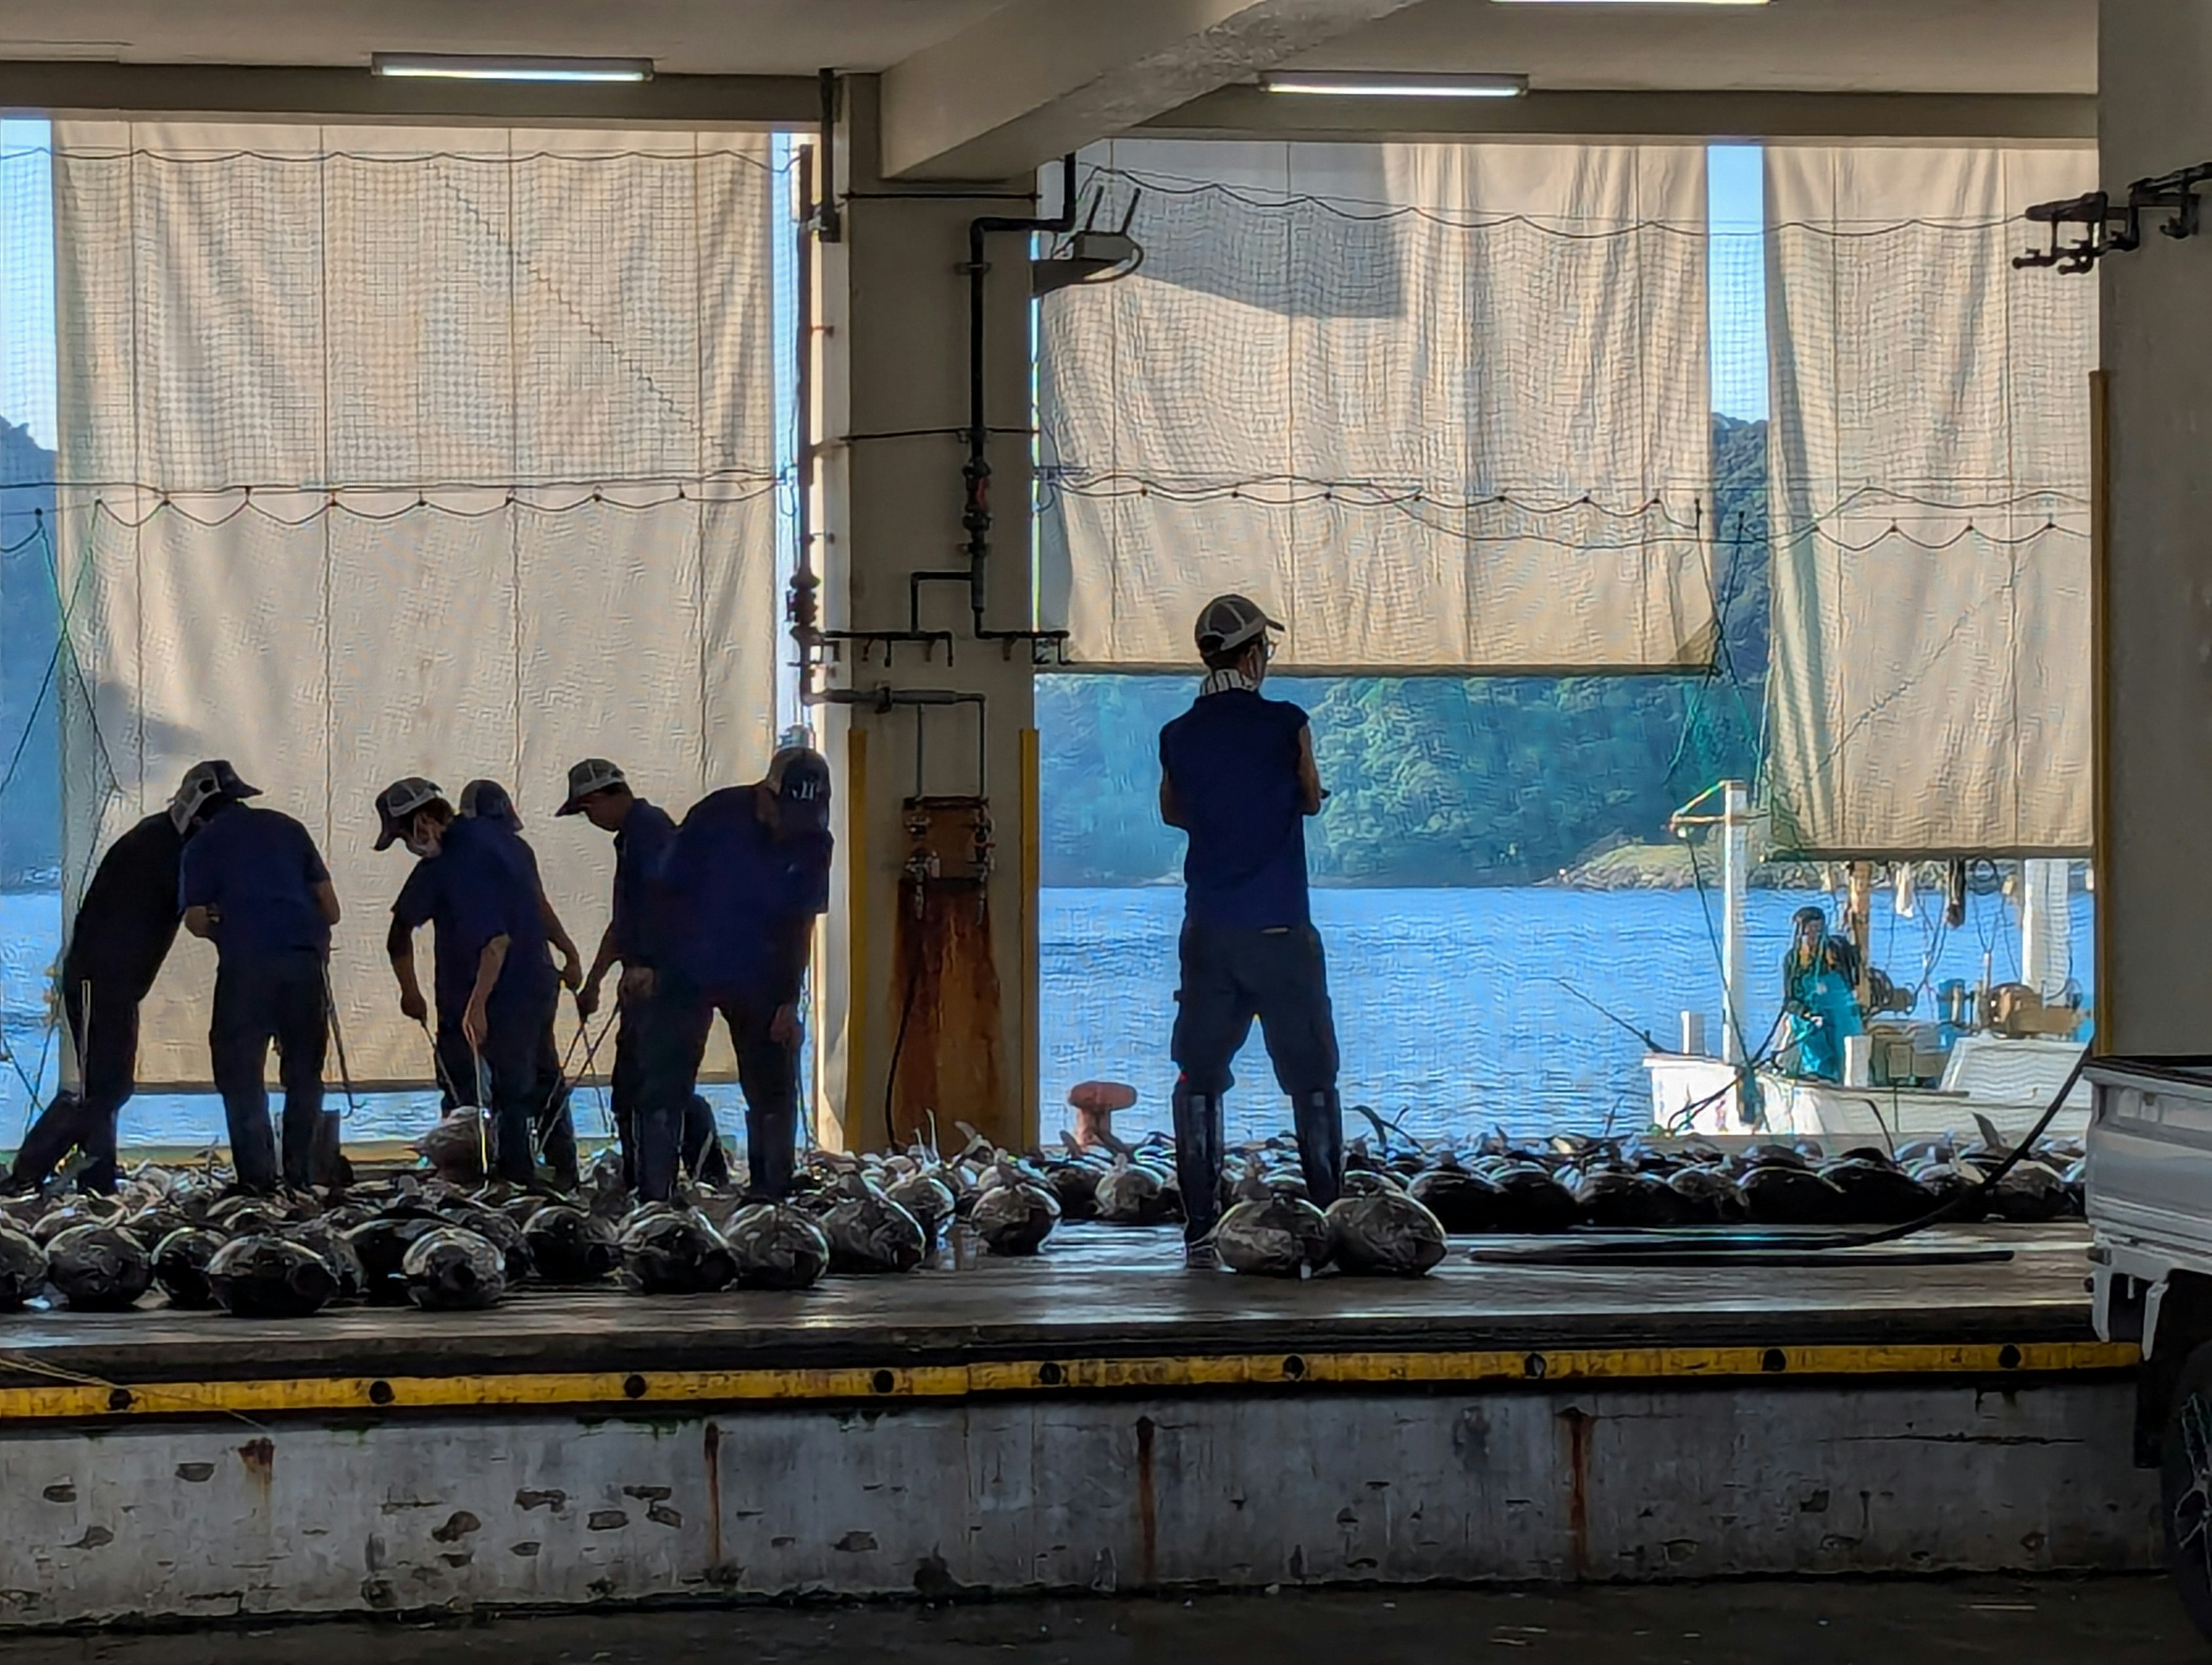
[
  {"x1": 815, "y1": 70, "x2": 842, "y2": 244},
  {"x1": 950, "y1": 154, "x2": 1077, "y2": 651},
  {"x1": 815, "y1": 685, "x2": 988, "y2": 799},
  {"x1": 790, "y1": 136, "x2": 822, "y2": 710}
]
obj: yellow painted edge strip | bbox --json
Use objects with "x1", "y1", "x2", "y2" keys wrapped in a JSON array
[{"x1": 0, "y1": 1341, "x2": 2141, "y2": 1424}]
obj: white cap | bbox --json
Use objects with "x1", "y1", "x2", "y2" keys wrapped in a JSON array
[{"x1": 1193, "y1": 594, "x2": 1282, "y2": 658}]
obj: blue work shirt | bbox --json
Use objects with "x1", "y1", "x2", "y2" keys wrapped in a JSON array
[
  {"x1": 391, "y1": 817, "x2": 549, "y2": 1017},
  {"x1": 658, "y1": 788, "x2": 830, "y2": 1002},
  {"x1": 1158, "y1": 688, "x2": 1313, "y2": 931},
  {"x1": 177, "y1": 805, "x2": 331, "y2": 962},
  {"x1": 610, "y1": 799, "x2": 676, "y2": 969}
]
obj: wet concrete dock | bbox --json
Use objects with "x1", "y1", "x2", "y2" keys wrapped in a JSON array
[
  {"x1": 0, "y1": 1221, "x2": 2155, "y2": 1625},
  {"x1": 0, "y1": 1222, "x2": 2113, "y2": 1390}
]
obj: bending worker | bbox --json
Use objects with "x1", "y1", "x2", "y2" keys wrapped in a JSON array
[
  {"x1": 178, "y1": 770, "x2": 342, "y2": 1194},
  {"x1": 459, "y1": 778, "x2": 584, "y2": 1189},
  {"x1": 2, "y1": 761, "x2": 234, "y2": 1195},
  {"x1": 634, "y1": 748, "x2": 832, "y2": 1203},
  {"x1": 1158, "y1": 595, "x2": 1342, "y2": 1269},
  {"x1": 1779, "y1": 904, "x2": 1863, "y2": 1083},
  {"x1": 378, "y1": 778, "x2": 562, "y2": 1188},
  {"x1": 558, "y1": 758, "x2": 725, "y2": 1188}
]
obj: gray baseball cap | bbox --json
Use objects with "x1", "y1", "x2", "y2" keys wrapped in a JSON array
[
  {"x1": 1193, "y1": 594, "x2": 1282, "y2": 658},
  {"x1": 169, "y1": 760, "x2": 260, "y2": 833},
  {"x1": 556, "y1": 757, "x2": 627, "y2": 816},
  {"x1": 459, "y1": 778, "x2": 522, "y2": 830},
  {"x1": 374, "y1": 776, "x2": 446, "y2": 851}
]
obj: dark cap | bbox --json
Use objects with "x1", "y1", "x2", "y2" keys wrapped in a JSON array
[
  {"x1": 556, "y1": 757, "x2": 627, "y2": 816},
  {"x1": 169, "y1": 760, "x2": 260, "y2": 833},
  {"x1": 374, "y1": 776, "x2": 445, "y2": 851},
  {"x1": 1193, "y1": 593, "x2": 1282, "y2": 658},
  {"x1": 771, "y1": 747, "x2": 830, "y2": 805},
  {"x1": 459, "y1": 778, "x2": 522, "y2": 830}
]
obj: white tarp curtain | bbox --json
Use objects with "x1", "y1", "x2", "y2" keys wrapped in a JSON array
[
  {"x1": 52, "y1": 122, "x2": 782, "y2": 1087},
  {"x1": 1764, "y1": 145, "x2": 2097, "y2": 857},
  {"x1": 1037, "y1": 139, "x2": 1714, "y2": 674}
]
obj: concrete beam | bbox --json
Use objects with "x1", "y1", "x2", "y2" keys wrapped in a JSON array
[
  {"x1": 877, "y1": 0, "x2": 1427, "y2": 181},
  {"x1": 1143, "y1": 86, "x2": 2098, "y2": 143},
  {"x1": 2097, "y1": 0, "x2": 2212, "y2": 1055},
  {"x1": 0, "y1": 60, "x2": 816, "y2": 126}
]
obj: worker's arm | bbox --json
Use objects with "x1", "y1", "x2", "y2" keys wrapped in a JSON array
[
  {"x1": 538, "y1": 888, "x2": 584, "y2": 991},
  {"x1": 182, "y1": 905, "x2": 218, "y2": 940},
  {"x1": 577, "y1": 921, "x2": 620, "y2": 1019},
  {"x1": 313, "y1": 879, "x2": 341, "y2": 926},
  {"x1": 1296, "y1": 727, "x2": 1325, "y2": 817},
  {"x1": 1158, "y1": 770, "x2": 1186, "y2": 830},
  {"x1": 387, "y1": 913, "x2": 427, "y2": 1023},
  {"x1": 461, "y1": 934, "x2": 510, "y2": 1049}
]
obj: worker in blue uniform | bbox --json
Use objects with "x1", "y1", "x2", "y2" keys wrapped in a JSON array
[
  {"x1": 458, "y1": 778, "x2": 584, "y2": 1188},
  {"x1": 632, "y1": 748, "x2": 832, "y2": 1203},
  {"x1": 1158, "y1": 595, "x2": 1341, "y2": 1269},
  {"x1": 2, "y1": 762, "x2": 236, "y2": 1195},
  {"x1": 1780, "y1": 904, "x2": 1864, "y2": 1082},
  {"x1": 378, "y1": 777, "x2": 560, "y2": 1188},
  {"x1": 179, "y1": 772, "x2": 342, "y2": 1194},
  {"x1": 559, "y1": 757, "x2": 726, "y2": 1188}
]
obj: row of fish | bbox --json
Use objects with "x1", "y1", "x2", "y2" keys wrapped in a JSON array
[{"x1": 0, "y1": 1117, "x2": 2083, "y2": 1315}]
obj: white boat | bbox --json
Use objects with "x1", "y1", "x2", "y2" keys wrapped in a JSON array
[
  {"x1": 1644, "y1": 1031, "x2": 2090, "y2": 1146},
  {"x1": 1644, "y1": 783, "x2": 2089, "y2": 1147}
]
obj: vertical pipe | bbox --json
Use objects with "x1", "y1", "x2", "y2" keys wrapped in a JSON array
[
  {"x1": 1020, "y1": 726, "x2": 1041, "y2": 1147},
  {"x1": 1722, "y1": 780, "x2": 1748, "y2": 1065},
  {"x1": 2089, "y1": 367, "x2": 2110, "y2": 1054}
]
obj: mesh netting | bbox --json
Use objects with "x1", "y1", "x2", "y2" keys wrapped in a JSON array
[
  {"x1": 1037, "y1": 139, "x2": 1717, "y2": 674},
  {"x1": 48, "y1": 122, "x2": 789, "y2": 1087},
  {"x1": 1763, "y1": 146, "x2": 2097, "y2": 858}
]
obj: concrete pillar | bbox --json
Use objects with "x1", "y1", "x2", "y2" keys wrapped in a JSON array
[
  {"x1": 2099, "y1": 3, "x2": 2212, "y2": 1056},
  {"x1": 811, "y1": 77, "x2": 1041, "y2": 1154}
]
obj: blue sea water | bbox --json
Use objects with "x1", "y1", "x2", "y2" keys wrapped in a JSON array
[{"x1": 0, "y1": 882, "x2": 2091, "y2": 1156}]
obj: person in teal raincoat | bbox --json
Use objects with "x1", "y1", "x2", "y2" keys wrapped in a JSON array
[{"x1": 1780, "y1": 905, "x2": 1863, "y2": 1081}]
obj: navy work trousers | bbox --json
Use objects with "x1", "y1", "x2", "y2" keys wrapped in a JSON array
[
  {"x1": 605, "y1": 992, "x2": 724, "y2": 1192},
  {"x1": 1170, "y1": 921, "x2": 1344, "y2": 1239},
  {"x1": 211, "y1": 949, "x2": 328, "y2": 1194},
  {"x1": 634, "y1": 974, "x2": 784, "y2": 1203},
  {"x1": 434, "y1": 998, "x2": 579, "y2": 1189}
]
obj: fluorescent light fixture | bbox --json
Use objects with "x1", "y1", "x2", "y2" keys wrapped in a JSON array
[
  {"x1": 1262, "y1": 71, "x2": 1528, "y2": 98},
  {"x1": 372, "y1": 53, "x2": 653, "y2": 83}
]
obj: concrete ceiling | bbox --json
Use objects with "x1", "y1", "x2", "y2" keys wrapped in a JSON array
[
  {"x1": 0, "y1": 0, "x2": 2097, "y2": 179},
  {"x1": 0, "y1": 0, "x2": 2097, "y2": 94},
  {"x1": 0, "y1": 0, "x2": 1010, "y2": 76},
  {"x1": 1291, "y1": 0, "x2": 2097, "y2": 96}
]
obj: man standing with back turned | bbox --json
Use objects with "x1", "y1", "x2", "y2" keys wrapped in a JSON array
[
  {"x1": 1158, "y1": 595, "x2": 1342, "y2": 1269},
  {"x1": 179, "y1": 773, "x2": 342, "y2": 1194}
]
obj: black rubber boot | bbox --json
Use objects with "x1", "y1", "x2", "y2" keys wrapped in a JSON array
[
  {"x1": 1294, "y1": 1088, "x2": 1345, "y2": 1211},
  {"x1": 1172, "y1": 1083, "x2": 1224, "y2": 1245},
  {"x1": 6, "y1": 1091, "x2": 88, "y2": 1194}
]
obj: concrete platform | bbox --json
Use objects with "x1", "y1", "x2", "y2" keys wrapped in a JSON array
[
  {"x1": 0, "y1": 1223, "x2": 2161, "y2": 1625},
  {"x1": 0, "y1": 1222, "x2": 2124, "y2": 1397}
]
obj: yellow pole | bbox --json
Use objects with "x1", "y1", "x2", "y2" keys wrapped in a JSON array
[{"x1": 842, "y1": 723, "x2": 869, "y2": 1148}]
